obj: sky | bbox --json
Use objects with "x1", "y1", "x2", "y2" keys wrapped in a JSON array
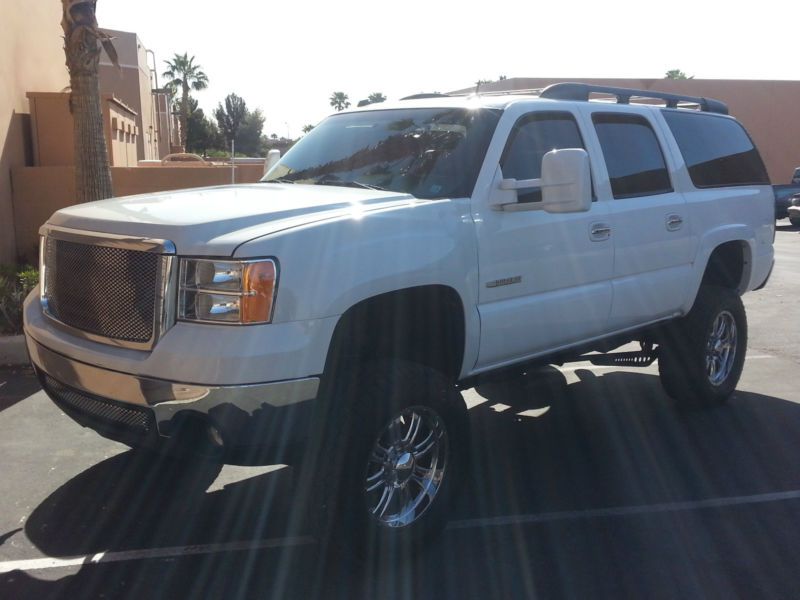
[{"x1": 97, "y1": 0, "x2": 795, "y2": 140}]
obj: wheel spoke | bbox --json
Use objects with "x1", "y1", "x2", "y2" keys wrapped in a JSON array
[
  {"x1": 412, "y1": 474, "x2": 438, "y2": 501},
  {"x1": 370, "y1": 445, "x2": 389, "y2": 463},
  {"x1": 412, "y1": 427, "x2": 441, "y2": 458},
  {"x1": 365, "y1": 477, "x2": 385, "y2": 493},
  {"x1": 403, "y1": 412, "x2": 422, "y2": 445},
  {"x1": 372, "y1": 485, "x2": 394, "y2": 517},
  {"x1": 366, "y1": 466, "x2": 384, "y2": 483},
  {"x1": 713, "y1": 316, "x2": 725, "y2": 338}
]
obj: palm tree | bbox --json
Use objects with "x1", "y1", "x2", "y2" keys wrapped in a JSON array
[
  {"x1": 329, "y1": 91, "x2": 350, "y2": 111},
  {"x1": 61, "y1": 0, "x2": 115, "y2": 202},
  {"x1": 163, "y1": 53, "x2": 209, "y2": 150},
  {"x1": 367, "y1": 92, "x2": 387, "y2": 104}
]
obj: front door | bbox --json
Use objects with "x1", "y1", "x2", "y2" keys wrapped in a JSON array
[{"x1": 472, "y1": 108, "x2": 614, "y2": 371}]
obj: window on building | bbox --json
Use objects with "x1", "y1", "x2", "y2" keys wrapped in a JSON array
[
  {"x1": 592, "y1": 113, "x2": 672, "y2": 199},
  {"x1": 662, "y1": 110, "x2": 769, "y2": 188},
  {"x1": 500, "y1": 112, "x2": 586, "y2": 203}
]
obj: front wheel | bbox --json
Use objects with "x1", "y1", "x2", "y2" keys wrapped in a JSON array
[
  {"x1": 658, "y1": 285, "x2": 747, "y2": 406},
  {"x1": 305, "y1": 360, "x2": 470, "y2": 557}
]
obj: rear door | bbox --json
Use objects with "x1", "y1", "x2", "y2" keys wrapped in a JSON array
[{"x1": 579, "y1": 107, "x2": 693, "y2": 330}]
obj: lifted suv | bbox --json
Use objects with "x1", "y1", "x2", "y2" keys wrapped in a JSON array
[{"x1": 24, "y1": 83, "x2": 775, "y2": 553}]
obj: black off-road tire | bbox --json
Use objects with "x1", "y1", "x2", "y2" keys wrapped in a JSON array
[
  {"x1": 298, "y1": 360, "x2": 470, "y2": 559},
  {"x1": 658, "y1": 285, "x2": 747, "y2": 406},
  {"x1": 789, "y1": 216, "x2": 800, "y2": 227}
]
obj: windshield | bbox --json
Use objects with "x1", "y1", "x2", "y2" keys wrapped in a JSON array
[{"x1": 261, "y1": 107, "x2": 501, "y2": 199}]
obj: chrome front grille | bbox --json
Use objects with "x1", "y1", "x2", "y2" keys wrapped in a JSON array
[{"x1": 40, "y1": 226, "x2": 177, "y2": 350}]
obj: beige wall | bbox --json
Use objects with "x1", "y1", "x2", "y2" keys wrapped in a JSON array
[
  {"x1": 26, "y1": 93, "x2": 73, "y2": 166},
  {"x1": 27, "y1": 92, "x2": 139, "y2": 168},
  {"x1": 0, "y1": 1, "x2": 69, "y2": 264},
  {"x1": 11, "y1": 164, "x2": 265, "y2": 261},
  {"x1": 466, "y1": 78, "x2": 800, "y2": 183}
]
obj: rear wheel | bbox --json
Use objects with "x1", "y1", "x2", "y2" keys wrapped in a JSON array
[{"x1": 659, "y1": 285, "x2": 747, "y2": 406}]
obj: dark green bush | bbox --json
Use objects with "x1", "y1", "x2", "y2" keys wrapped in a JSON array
[{"x1": 0, "y1": 265, "x2": 39, "y2": 335}]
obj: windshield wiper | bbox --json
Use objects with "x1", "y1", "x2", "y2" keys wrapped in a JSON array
[
  {"x1": 315, "y1": 179, "x2": 389, "y2": 191},
  {"x1": 262, "y1": 177, "x2": 295, "y2": 184}
]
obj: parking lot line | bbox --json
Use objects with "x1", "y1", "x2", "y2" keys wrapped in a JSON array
[
  {"x1": 2, "y1": 488, "x2": 799, "y2": 574},
  {"x1": 0, "y1": 535, "x2": 316, "y2": 575},
  {"x1": 446, "y1": 488, "x2": 800, "y2": 530}
]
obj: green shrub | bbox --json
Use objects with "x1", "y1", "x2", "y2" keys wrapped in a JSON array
[{"x1": 0, "y1": 265, "x2": 39, "y2": 335}]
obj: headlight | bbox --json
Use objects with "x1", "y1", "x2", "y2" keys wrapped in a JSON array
[{"x1": 178, "y1": 258, "x2": 278, "y2": 324}]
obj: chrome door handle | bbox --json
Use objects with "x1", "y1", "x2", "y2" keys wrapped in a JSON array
[
  {"x1": 590, "y1": 223, "x2": 612, "y2": 240},
  {"x1": 666, "y1": 214, "x2": 683, "y2": 231}
]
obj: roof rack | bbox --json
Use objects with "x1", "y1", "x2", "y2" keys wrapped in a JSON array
[
  {"x1": 539, "y1": 83, "x2": 729, "y2": 115},
  {"x1": 400, "y1": 93, "x2": 452, "y2": 100}
]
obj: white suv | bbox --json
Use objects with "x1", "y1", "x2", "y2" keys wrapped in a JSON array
[{"x1": 24, "y1": 83, "x2": 775, "y2": 553}]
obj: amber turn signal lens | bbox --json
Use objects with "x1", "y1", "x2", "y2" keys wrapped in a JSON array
[{"x1": 241, "y1": 261, "x2": 277, "y2": 323}]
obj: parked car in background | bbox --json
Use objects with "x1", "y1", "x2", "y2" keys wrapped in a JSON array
[
  {"x1": 787, "y1": 193, "x2": 800, "y2": 226},
  {"x1": 775, "y1": 183, "x2": 800, "y2": 222}
]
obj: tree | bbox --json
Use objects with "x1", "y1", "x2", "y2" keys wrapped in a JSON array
[
  {"x1": 237, "y1": 109, "x2": 265, "y2": 156},
  {"x1": 367, "y1": 92, "x2": 386, "y2": 104},
  {"x1": 185, "y1": 97, "x2": 221, "y2": 155},
  {"x1": 329, "y1": 91, "x2": 350, "y2": 111},
  {"x1": 213, "y1": 94, "x2": 265, "y2": 156},
  {"x1": 665, "y1": 69, "x2": 693, "y2": 80},
  {"x1": 213, "y1": 93, "x2": 248, "y2": 148},
  {"x1": 61, "y1": 0, "x2": 115, "y2": 203},
  {"x1": 302, "y1": 124, "x2": 315, "y2": 134},
  {"x1": 163, "y1": 53, "x2": 209, "y2": 150}
]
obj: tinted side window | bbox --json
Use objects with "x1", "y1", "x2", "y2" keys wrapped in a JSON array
[
  {"x1": 592, "y1": 113, "x2": 672, "y2": 199},
  {"x1": 501, "y1": 112, "x2": 585, "y2": 203},
  {"x1": 662, "y1": 111, "x2": 769, "y2": 187}
]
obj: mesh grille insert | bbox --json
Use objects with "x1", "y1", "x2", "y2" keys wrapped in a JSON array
[
  {"x1": 44, "y1": 238, "x2": 160, "y2": 343},
  {"x1": 43, "y1": 374, "x2": 155, "y2": 434}
]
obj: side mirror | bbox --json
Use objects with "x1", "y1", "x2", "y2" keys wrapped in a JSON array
[
  {"x1": 264, "y1": 149, "x2": 281, "y2": 176},
  {"x1": 540, "y1": 148, "x2": 592, "y2": 213},
  {"x1": 493, "y1": 148, "x2": 591, "y2": 212}
]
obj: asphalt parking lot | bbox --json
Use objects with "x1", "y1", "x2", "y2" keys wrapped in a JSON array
[{"x1": 1, "y1": 225, "x2": 798, "y2": 600}]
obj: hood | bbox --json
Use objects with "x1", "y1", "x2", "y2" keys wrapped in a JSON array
[{"x1": 47, "y1": 183, "x2": 417, "y2": 255}]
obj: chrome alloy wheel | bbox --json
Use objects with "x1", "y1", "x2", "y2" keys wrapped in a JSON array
[
  {"x1": 705, "y1": 310, "x2": 737, "y2": 386},
  {"x1": 364, "y1": 407, "x2": 448, "y2": 528}
]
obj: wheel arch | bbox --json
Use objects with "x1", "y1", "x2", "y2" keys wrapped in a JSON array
[
  {"x1": 322, "y1": 285, "x2": 467, "y2": 383},
  {"x1": 684, "y1": 227, "x2": 754, "y2": 313}
]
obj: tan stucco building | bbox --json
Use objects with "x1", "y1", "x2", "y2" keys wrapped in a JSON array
[
  {"x1": 1, "y1": 0, "x2": 69, "y2": 264},
  {"x1": 98, "y1": 29, "x2": 177, "y2": 160},
  {"x1": 459, "y1": 77, "x2": 800, "y2": 184}
]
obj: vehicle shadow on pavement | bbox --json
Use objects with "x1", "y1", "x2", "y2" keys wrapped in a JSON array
[
  {"x1": 0, "y1": 366, "x2": 39, "y2": 412},
  {"x1": 4, "y1": 369, "x2": 800, "y2": 599}
]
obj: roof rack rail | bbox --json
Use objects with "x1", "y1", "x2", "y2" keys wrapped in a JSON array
[
  {"x1": 400, "y1": 93, "x2": 451, "y2": 100},
  {"x1": 539, "y1": 82, "x2": 729, "y2": 115}
]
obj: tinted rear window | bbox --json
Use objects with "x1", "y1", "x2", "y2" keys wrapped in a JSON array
[
  {"x1": 662, "y1": 111, "x2": 769, "y2": 188},
  {"x1": 592, "y1": 113, "x2": 672, "y2": 199}
]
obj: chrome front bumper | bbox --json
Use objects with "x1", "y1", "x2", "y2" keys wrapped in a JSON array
[{"x1": 27, "y1": 335, "x2": 320, "y2": 446}]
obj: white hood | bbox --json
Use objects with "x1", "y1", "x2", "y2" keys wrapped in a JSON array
[{"x1": 47, "y1": 183, "x2": 417, "y2": 255}]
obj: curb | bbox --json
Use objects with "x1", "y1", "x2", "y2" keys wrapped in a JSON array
[{"x1": 0, "y1": 335, "x2": 27, "y2": 366}]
